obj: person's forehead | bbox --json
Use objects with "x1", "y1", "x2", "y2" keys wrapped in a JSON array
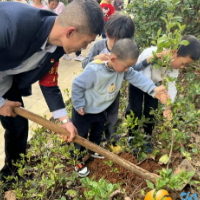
[{"x1": 182, "y1": 56, "x2": 193, "y2": 64}]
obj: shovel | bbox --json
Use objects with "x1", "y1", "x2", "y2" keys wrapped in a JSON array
[
  {"x1": 13, "y1": 107, "x2": 160, "y2": 183},
  {"x1": 13, "y1": 107, "x2": 195, "y2": 190}
]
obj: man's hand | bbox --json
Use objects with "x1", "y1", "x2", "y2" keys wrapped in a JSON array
[
  {"x1": 94, "y1": 53, "x2": 110, "y2": 61},
  {"x1": 163, "y1": 107, "x2": 172, "y2": 120},
  {"x1": 78, "y1": 108, "x2": 85, "y2": 116},
  {"x1": 0, "y1": 100, "x2": 21, "y2": 117},
  {"x1": 155, "y1": 92, "x2": 170, "y2": 104},
  {"x1": 61, "y1": 121, "x2": 77, "y2": 142}
]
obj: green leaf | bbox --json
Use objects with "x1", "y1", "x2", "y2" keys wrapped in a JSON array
[
  {"x1": 157, "y1": 28, "x2": 162, "y2": 38},
  {"x1": 187, "y1": 171, "x2": 195, "y2": 178},
  {"x1": 160, "y1": 16, "x2": 167, "y2": 24},
  {"x1": 159, "y1": 154, "x2": 169, "y2": 164},
  {"x1": 55, "y1": 164, "x2": 65, "y2": 169},
  {"x1": 152, "y1": 51, "x2": 157, "y2": 58},
  {"x1": 66, "y1": 190, "x2": 78, "y2": 197},
  {"x1": 88, "y1": 190, "x2": 95, "y2": 197},
  {"x1": 162, "y1": 0, "x2": 171, "y2": 8},
  {"x1": 107, "y1": 183, "x2": 114, "y2": 191},
  {"x1": 179, "y1": 40, "x2": 189, "y2": 46},
  {"x1": 146, "y1": 180, "x2": 154, "y2": 189},
  {"x1": 167, "y1": 98, "x2": 172, "y2": 106}
]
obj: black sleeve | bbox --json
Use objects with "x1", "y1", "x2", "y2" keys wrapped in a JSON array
[
  {"x1": 0, "y1": 12, "x2": 18, "y2": 50},
  {"x1": 40, "y1": 85, "x2": 65, "y2": 112},
  {"x1": 133, "y1": 59, "x2": 149, "y2": 71}
]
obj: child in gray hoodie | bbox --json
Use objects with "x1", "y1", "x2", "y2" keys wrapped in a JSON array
[
  {"x1": 82, "y1": 14, "x2": 149, "y2": 148},
  {"x1": 71, "y1": 39, "x2": 168, "y2": 177}
]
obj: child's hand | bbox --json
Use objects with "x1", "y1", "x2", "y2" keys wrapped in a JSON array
[
  {"x1": 163, "y1": 108, "x2": 172, "y2": 120},
  {"x1": 78, "y1": 108, "x2": 85, "y2": 116},
  {"x1": 155, "y1": 91, "x2": 170, "y2": 104},
  {"x1": 147, "y1": 51, "x2": 168, "y2": 63},
  {"x1": 94, "y1": 53, "x2": 110, "y2": 61},
  {"x1": 153, "y1": 85, "x2": 167, "y2": 93}
]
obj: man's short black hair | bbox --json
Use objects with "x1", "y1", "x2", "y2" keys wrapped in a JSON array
[
  {"x1": 177, "y1": 35, "x2": 200, "y2": 61},
  {"x1": 111, "y1": 38, "x2": 139, "y2": 60},
  {"x1": 58, "y1": 0, "x2": 104, "y2": 36},
  {"x1": 82, "y1": 0, "x2": 104, "y2": 35},
  {"x1": 105, "y1": 14, "x2": 135, "y2": 39}
]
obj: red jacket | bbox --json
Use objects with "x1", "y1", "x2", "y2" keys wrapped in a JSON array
[{"x1": 100, "y1": 3, "x2": 115, "y2": 21}]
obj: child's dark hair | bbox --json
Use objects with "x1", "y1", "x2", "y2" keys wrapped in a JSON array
[
  {"x1": 177, "y1": 35, "x2": 200, "y2": 61},
  {"x1": 48, "y1": 0, "x2": 59, "y2": 3},
  {"x1": 111, "y1": 38, "x2": 139, "y2": 60},
  {"x1": 105, "y1": 14, "x2": 135, "y2": 39}
]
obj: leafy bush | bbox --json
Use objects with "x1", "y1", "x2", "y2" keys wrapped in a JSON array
[
  {"x1": 126, "y1": 0, "x2": 200, "y2": 49},
  {"x1": 80, "y1": 177, "x2": 121, "y2": 200}
]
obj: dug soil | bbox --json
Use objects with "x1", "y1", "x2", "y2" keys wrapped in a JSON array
[{"x1": 86, "y1": 152, "x2": 162, "y2": 197}]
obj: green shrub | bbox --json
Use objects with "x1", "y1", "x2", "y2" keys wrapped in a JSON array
[{"x1": 126, "y1": 0, "x2": 200, "y2": 49}]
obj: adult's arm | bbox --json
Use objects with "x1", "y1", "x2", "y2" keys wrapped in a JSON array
[
  {"x1": 39, "y1": 62, "x2": 77, "y2": 142},
  {"x1": 39, "y1": 62, "x2": 67, "y2": 118},
  {"x1": 0, "y1": 13, "x2": 21, "y2": 116}
]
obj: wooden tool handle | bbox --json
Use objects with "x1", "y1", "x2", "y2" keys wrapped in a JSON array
[{"x1": 14, "y1": 107, "x2": 160, "y2": 183}]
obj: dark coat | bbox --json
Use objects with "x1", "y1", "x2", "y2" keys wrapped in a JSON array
[{"x1": 0, "y1": 2, "x2": 65, "y2": 112}]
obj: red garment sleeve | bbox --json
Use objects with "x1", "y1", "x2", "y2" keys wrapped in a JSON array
[
  {"x1": 110, "y1": 4, "x2": 115, "y2": 15},
  {"x1": 39, "y1": 61, "x2": 59, "y2": 87}
]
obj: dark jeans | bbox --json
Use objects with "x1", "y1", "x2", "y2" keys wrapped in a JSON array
[
  {"x1": 75, "y1": 51, "x2": 81, "y2": 57},
  {"x1": 102, "y1": 21, "x2": 107, "y2": 39},
  {"x1": 104, "y1": 92, "x2": 120, "y2": 142},
  {"x1": 126, "y1": 84, "x2": 158, "y2": 136},
  {"x1": 0, "y1": 82, "x2": 28, "y2": 178},
  {"x1": 71, "y1": 107, "x2": 105, "y2": 155}
]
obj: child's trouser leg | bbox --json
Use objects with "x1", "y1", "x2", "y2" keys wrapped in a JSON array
[
  {"x1": 102, "y1": 21, "x2": 107, "y2": 39},
  {"x1": 126, "y1": 84, "x2": 143, "y2": 136},
  {"x1": 89, "y1": 112, "x2": 106, "y2": 145},
  {"x1": 75, "y1": 51, "x2": 81, "y2": 56},
  {"x1": 143, "y1": 93, "x2": 158, "y2": 135},
  {"x1": 104, "y1": 92, "x2": 120, "y2": 143},
  {"x1": 71, "y1": 107, "x2": 91, "y2": 158}
]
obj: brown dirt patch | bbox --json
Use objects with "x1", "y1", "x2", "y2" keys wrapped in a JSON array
[{"x1": 86, "y1": 152, "x2": 162, "y2": 196}]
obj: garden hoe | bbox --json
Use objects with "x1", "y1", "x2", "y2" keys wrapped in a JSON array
[{"x1": 13, "y1": 107, "x2": 194, "y2": 191}]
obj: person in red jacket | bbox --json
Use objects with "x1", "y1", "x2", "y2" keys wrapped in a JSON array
[{"x1": 100, "y1": 0, "x2": 115, "y2": 38}]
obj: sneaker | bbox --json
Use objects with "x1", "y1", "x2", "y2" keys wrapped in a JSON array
[
  {"x1": 63, "y1": 54, "x2": 71, "y2": 60},
  {"x1": 145, "y1": 142, "x2": 152, "y2": 153},
  {"x1": 74, "y1": 55, "x2": 84, "y2": 61},
  {"x1": 127, "y1": 136, "x2": 134, "y2": 147},
  {"x1": 90, "y1": 152, "x2": 105, "y2": 159},
  {"x1": 74, "y1": 162, "x2": 90, "y2": 177}
]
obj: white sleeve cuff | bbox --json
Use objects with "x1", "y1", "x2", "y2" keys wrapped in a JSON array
[
  {"x1": 0, "y1": 98, "x2": 6, "y2": 108},
  {"x1": 52, "y1": 108, "x2": 68, "y2": 119}
]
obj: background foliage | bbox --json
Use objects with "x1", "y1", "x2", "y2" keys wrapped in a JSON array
[{"x1": 126, "y1": 0, "x2": 200, "y2": 49}]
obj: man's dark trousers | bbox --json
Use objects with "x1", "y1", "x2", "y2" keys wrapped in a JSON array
[{"x1": 0, "y1": 82, "x2": 28, "y2": 178}]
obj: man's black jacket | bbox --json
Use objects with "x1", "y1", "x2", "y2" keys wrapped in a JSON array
[{"x1": 0, "y1": 2, "x2": 66, "y2": 112}]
